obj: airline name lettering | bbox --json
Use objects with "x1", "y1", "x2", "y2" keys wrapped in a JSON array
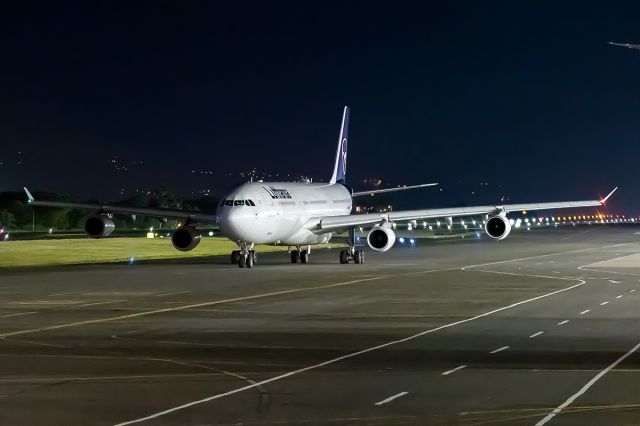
[{"x1": 264, "y1": 186, "x2": 292, "y2": 199}]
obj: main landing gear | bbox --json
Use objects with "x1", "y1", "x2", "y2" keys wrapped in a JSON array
[
  {"x1": 339, "y1": 247, "x2": 365, "y2": 264},
  {"x1": 290, "y1": 246, "x2": 310, "y2": 264},
  {"x1": 231, "y1": 242, "x2": 257, "y2": 268},
  {"x1": 340, "y1": 227, "x2": 365, "y2": 264}
]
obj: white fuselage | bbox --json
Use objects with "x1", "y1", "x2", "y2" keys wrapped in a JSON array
[{"x1": 217, "y1": 182, "x2": 352, "y2": 245}]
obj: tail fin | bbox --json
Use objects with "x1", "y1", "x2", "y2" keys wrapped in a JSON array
[{"x1": 330, "y1": 106, "x2": 350, "y2": 184}]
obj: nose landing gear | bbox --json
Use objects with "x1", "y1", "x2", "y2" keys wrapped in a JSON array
[{"x1": 232, "y1": 243, "x2": 256, "y2": 268}]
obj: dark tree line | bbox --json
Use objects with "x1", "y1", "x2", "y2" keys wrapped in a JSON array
[{"x1": 0, "y1": 188, "x2": 219, "y2": 231}]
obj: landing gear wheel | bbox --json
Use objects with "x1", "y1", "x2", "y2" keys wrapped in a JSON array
[
  {"x1": 251, "y1": 250, "x2": 257, "y2": 265},
  {"x1": 339, "y1": 250, "x2": 349, "y2": 264},
  {"x1": 301, "y1": 250, "x2": 309, "y2": 264},
  {"x1": 291, "y1": 250, "x2": 300, "y2": 263},
  {"x1": 246, "y1": 253, "x2": 254, "y2": 268},
  {"x1": 238, "y1": 254, "x2": 247, "y2": 268},
  {"x1": 354, "y1": 250, "x2": 365, "y2": 264},
  {"x1": 231, "y1": 250, "x2": 240, "y2": 264}
]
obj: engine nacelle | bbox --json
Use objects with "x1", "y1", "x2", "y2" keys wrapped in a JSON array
[
  {"x1": 84, "y1": 215, "x2": 115, "y2": 238},
  {"x1": 171, "y1": 226, "x2": 201, "y2": 251},
  {"x1": 484, "y1": 214, "x2": 512, "y2": 240},
  {"x1": 367, "y1": 226, "x2": 396, "y2": 252}
]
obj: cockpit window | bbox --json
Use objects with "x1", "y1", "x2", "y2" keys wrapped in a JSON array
[{"x1": 223, "y1": 199, "x2": 255, "y2": 207}]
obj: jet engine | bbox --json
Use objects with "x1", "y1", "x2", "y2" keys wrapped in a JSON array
[
  {"x1": 367, "y1": 225, "x2": 396, "y2": 252},
  {"x1": 84, "y1": 215, "x2": 115, "y2": 238},
  {"x1": 171, "y1": 226, "x2": 201, "y2": 251},
  {"x1": 484, "y1": 214, "x2": 512, "y2": 240}
]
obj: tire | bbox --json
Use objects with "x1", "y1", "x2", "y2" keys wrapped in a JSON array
[
  {"x1": 291, "y1": 250, "x2": 300, "y2": 263},
  {"x1": 238, "y1": 254, "x2": 246, "y2": 268},
  {"x1": 231, "y1": 250, "x2": 240, "y2": 264},
  {"x1": 301, "y1": 250, "x2": 309, "y2": 264},
  {"x1": 246, "y1": 253, "x2": 254, "y2": 268},
  {"x1": 251, "y1": 250, "x2": 257, "y2": 264},
  {"x1": 339, "y1": 250, "x2": 349, "y2": 264},
  {"x1": 354, "y1": 250, "x2": 364, "y2": 264}
]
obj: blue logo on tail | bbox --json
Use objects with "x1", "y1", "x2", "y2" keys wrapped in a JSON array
[{"x1": 331, "y1": 106, "x2": 350, "y2": 184}]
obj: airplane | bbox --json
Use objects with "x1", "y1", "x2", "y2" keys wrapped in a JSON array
[
  {"x1": 608, "y1": 41, "x2": 640, "y2": 50},
  {"x1": 24, "y1": 106, "x2": 617, "y2": 268}
]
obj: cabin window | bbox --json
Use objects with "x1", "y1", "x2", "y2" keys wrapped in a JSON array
[
  {"x1": 234, "y1": 200, "x2": 245, "y2": 206},
  {"x1": 224, "y1": 200, "x2": 233, "y2": 206}
]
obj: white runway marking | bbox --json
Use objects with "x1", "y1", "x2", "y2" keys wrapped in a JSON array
[
  {"x1": 0, "y1": 372, "x2": 228, "y2": 383},
  {"x1": 78, "y1": 300, "x2": 127, "y2": 307},
  {"x1": 609, "y1": 280, "x2": 621, "y2": 284},
  {"x1": 529, "y1": 331, "x2": 544, "y2": 339},
  {"x1": 116, "y1": 248, "x2": 611, "y2": 425},
  {"x1": 616, "y1": 295, "x2": 623, "y2": 299},
  {"x1": 631, "y1": 289, "x2": 637, "y2": 293},
  {"x1": 461, "y1": 242, "x2": 632, "y2": 271},
  {"x1": 374, "y1": 391, "x2": 409, "y2": 406},
  {"x1": 0, "y1": 276, "x2": 392, "y2": 339},
  {"x1": 8, "y1": 244, "x2": 620, "y2": 343},
  {"x1": 0, "y1": 311, "x2": 37, "y2": 318},
  {"x1": 535, "y1": 340, "x2": 640, "y2": 425},
  {"x1": 49, "y1": 292, "x2": 79, "y2": 297},
  {"x1": 442, "y1": 365, "x2": 467, "y2": 376},
  {"x1": 582, "y1": 252, "x2": 639, "y2": 267},
  {"x1": 14, "y1": 300, "x2": 77, "y2": 306},
  {"x1": 489, "y1": 346, "x2": 509, "y2": 354},
  {"x1": 154, "y1": 291, "x2": 191, "y2": 297},
  {"x1": 600, "y1": 301, "x2": 609, "y2": 306},
  {"x1": 580, "y1": 310, "x2": 590, "y2": 315},
  {"x1": 557, "y1": 320, "x2": 569, "y2": 326},
  {"x1": 577, "y1": 250, "x2": 640, "y2": 277}
]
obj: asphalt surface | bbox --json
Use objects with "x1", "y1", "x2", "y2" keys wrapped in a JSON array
[{"x1": 1, "y1": 226, "x2": 640, "y2": 425}]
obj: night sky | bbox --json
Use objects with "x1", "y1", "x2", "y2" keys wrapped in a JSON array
[{"x1": 2, "y1": 2, "x2": 640, "y2": 211}]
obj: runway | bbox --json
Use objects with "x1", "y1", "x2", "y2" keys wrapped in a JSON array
[{"x1": 1, "y1": 226, "x2": 640, "y2": 425}]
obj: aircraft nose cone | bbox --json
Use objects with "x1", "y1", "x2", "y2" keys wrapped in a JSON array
[{"x1": 219, "y1": 208, "x2": 252, "y2": 241}]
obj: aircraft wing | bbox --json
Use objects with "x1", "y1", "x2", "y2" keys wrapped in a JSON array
[
  {"x1": 23, "y1": 188, "x2": 218, "y2": 224},
  {"x1": 310, "y1": 188, "x2": 617, "y2": 232},
  {"x1": 609, "y1": 41, "x2": 640, "y2": 50},
  {"x1": 352, "y1": 182, "x2": 438, "y2": 197}
]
